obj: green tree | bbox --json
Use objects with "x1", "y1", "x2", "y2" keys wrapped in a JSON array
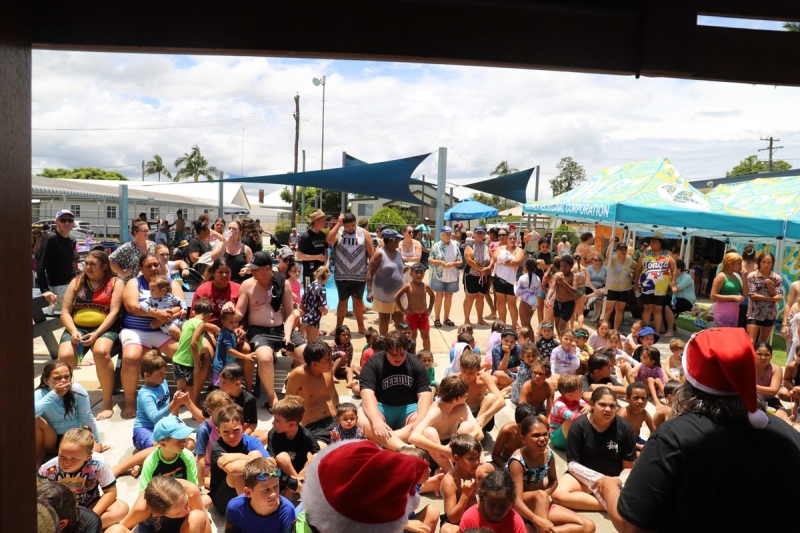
[
  {"x1": 174, "y1": 145, "x2": 220, "y2": 182},
  {"x1": 144, "y1": 154, "x2": 172, "y2": 182},
  {"x1": 470, "y1": 192, "x2": 518, "y2": 212},
  {"x1": 549, "y1": 157, "x2": 587, "y2": 197},
  {"x1": 368, "y1": 207, "x2": 407, "y2": 232},
  {"x1": 784, "y1": 22, "x2": 800, "y2": 32},
  {"x1": 273, "y1": 219, "x2": 292, "y2": 245},
  {"x1": 279, "y1": 187, "x2": 346, "y2": 220},
  {"x1": 726, "y1": 155, "x2": 792, "y2": 177},
  {"x1": 37, "y1": 167, "x2": 128, "y2": 180},
  {"x1": 396, "y1": 208, "x2": 420, "y2": 227},
  {"x1": 555, "y1": 223, "x2": 579, "y2": 251},
  {"x1": 491, "y1": 160, "x2": 519, "y2": 178}
]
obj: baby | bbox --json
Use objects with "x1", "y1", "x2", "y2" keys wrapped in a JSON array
[{"x1": 140, "y1": 275, "x2": 187, "y2": 340}]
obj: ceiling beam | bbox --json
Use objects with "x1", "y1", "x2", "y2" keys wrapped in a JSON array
[{"x1": 697, "y1": 0, "x2": 800, "y2": 22}]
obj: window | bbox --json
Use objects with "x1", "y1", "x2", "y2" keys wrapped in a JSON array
[
  {"x1": 106, "y1": 205, "x2": 117, "y2": 219},
  {"x1": 69, "y1": 204, "x2": 81, "y2": 217},
  {"x1": 149, "y1": 207, "x2": 159, "y2": 220},
  {"x1": 203, "y1": 208, "x2": 211, "y2": 214},
  {"x1": 357, "y1": 204, "x2": 373, "y2": 217}
]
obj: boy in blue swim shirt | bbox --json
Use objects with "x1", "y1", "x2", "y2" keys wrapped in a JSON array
[{"x1": 224, "y1": 457, "x2": 296, "y2": 533}]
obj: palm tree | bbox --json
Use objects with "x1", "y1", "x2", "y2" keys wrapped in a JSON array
[
  {"x1": 174, "y1": 145, "x2": 220, "y2": 182},
  {"x1": 490, "y1": 160, "x2": 520, "y2": 177},
  {"x1": 785, "y1": 22, "x2": 800, "y2": 32},
  {"x1": 144, "y1": 154, "x2": 172, "y2": 182}
]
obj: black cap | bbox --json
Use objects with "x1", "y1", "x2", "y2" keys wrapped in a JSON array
[{"x1": 244, "y1": 251, "x2": 273, "y2": 270}]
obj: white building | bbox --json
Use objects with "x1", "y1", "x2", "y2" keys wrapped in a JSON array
[{"x1": 350, "y1": 182, "x2": 458, "y2": 223}]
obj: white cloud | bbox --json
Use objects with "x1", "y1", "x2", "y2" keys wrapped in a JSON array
[{"x1": 32, "y1": 51, "x2": 800, "y2": 204}]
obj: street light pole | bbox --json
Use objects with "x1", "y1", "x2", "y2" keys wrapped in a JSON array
[{"x1": 313, "y1": 75, "x2": 326, "y2": 209}]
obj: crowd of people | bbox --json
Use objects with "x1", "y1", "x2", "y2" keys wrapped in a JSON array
[{"x1": 32, "y1": 208, "x2": 800, "y2": 533}]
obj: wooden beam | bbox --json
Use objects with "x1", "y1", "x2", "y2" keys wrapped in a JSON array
[{"x1": 0, "y1": 1, "x2": 35, "y2": 531}]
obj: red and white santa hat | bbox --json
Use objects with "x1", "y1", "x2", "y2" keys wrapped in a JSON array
[
  {"x1": 682, "y1": 327, "x2": 768, "y2": 428},
  {"x1": 303, "y1": 440, "x2": 428, "y2": 533}
]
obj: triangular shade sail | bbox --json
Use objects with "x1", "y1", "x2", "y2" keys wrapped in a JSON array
[
  {"x1": 523, "y1": 158, "x2": 785, "y2": 239},
  {"x1": 444, "y1": 198, "x2": 499, "y2": 221},
  {"x1": 706, "y1": 176, "x2": 800, "y2": 242},
  {"x1": 225, "y1": 154, "x2": 431, "y2": 205},
  {"x1": 463, "y1": 168, "x2": 534, "y2": 204}
]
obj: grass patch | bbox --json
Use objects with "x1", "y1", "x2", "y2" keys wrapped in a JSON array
[{"x1": 675, "y1": 316, "x2": 787, "y2": 367}]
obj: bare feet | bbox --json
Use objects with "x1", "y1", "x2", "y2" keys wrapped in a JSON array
[
  {"x1": 485, "y1": 314, "x2": 497, "y2": 320},
  {"x1": 122, "y1": 405, "x2": 136, "y2": 419},
  {"x1": 333, "y1": 377, "x2": 341, "y2": 384},
  {"x1": 96, "y1": 406, "x2": 114, "y2": 420},
  {"x1": 358, "y1": 329, "x2": 368, "y2": 335},
  {"x1": 81, "y1": 353, "x2": 95, "y2": 366},
  {"x1": 463, "y1": 322, "x2": 473, "y2": 328},
  {"x1": 477, "y1": 320, "x2": 490, "y2": 326},
  {"x1": 345, "y1": 381, "x2": 356, "y2": 389}
]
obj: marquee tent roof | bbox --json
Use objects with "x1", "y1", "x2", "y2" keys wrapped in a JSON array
[
  {"x1": 522, "y1": 158, "x2": 785, "y2": 239},
  {"x1": 706, "y1": 175, "x2": 800, "y2": 243},
  {"x1": 225, "y1": 154, "x2": 431, "y2": 205}
]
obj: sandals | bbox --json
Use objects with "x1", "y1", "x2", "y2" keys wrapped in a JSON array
[
  {"x1": 444, "y1": 319, "x2": 455, "y2": 327},
  {"x1": 434, "y1": 319, "x2": 443, "y2": 328}
]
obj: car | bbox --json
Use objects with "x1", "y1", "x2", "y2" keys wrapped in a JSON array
[{"x1": 33, "y1": 219, "x2": 94, "y2": 235}]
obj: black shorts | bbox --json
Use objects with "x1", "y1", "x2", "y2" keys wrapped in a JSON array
[
  {"x1": 471, "y1": 407, "x2": 495, "y2": 433},
  {"x1": 606, "y1": 289, "x2": 631, "y2": 303},
  {"x1": 674, "y1": 298, "x2": 694, "y2": 315},
  {"x1": 641, "y1": 293, "x2": 668, "y2": 307},
  {"x1": 335, "y1": 279, "x2": 366, "y2": 301},
  {"x1": 247, "y1": 325, "x2": 305, "y2": 353},
  {"x1": 305, "y1": 416, "x2": 336, "y2": 445},
  {"x1": 554, "y1": 300, "x2": 575, "y2": 321},
  {"x1": 465, "y1": 274, "x2": 489, "y2": 295},
  {"x1": 172, "y1": 362, "x2": 194, "y2": 386},
  {"x1": 493, "y1": 277, "x2": 515, "y2": 296},
  {"x1": 746, "y1": 318, "x2": 773, "y2": 327}
]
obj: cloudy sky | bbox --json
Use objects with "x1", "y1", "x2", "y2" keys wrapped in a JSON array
[{"x1": 31, "y1": 16, "x2": 800, "y2": 202}]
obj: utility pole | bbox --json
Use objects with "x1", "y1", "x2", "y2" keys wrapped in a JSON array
[
  {"x1": 759, "y1": 136, "x2": 783, "y2": 171},
  {"x1": 292, "y1": 94, "x2": 300, "y2": 225},
  {"x1": 301, "y1": 150, "x2": 307, "y2": 224},
  {"x1": 141, "y1": 160, "x2": 145, "y2": 182}
]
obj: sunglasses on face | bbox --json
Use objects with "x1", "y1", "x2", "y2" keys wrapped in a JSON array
[
  {"x1": 58, "y1": 219, "x2": 75, "y2": 224},
  {"x1": 498, "y1": 233, "x2": 508, "y2": 237},
  {"x1": 256, "y1": 470, "x2": 282, "y2": 481}
]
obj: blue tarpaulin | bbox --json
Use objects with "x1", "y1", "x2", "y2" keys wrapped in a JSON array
[
  {"x1": 444, "y1": 198, "x2": 499, "y2": 221},
  {"x1": 225, "y1": 154, "x2": 431, "y2": 205}
]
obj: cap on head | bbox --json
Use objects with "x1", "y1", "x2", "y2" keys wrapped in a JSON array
[
  {"x1": 153, "y1": 416, "x2": 194, "y2": 442},
  {"x1": 474, "y1": 226, "x2": 486, "y2": 234},
  {"x1": 245, "y1": 251, "x2": 273, "y2": 270},
  {"x1": 617, "y1": 242, "x2": 628, "y2": 250},
  {"x1": 381, "y1": 229, "x2": 402, "y2": 241},
  {"x1": 440, "y1": 226, "x2": 453, "y2": 234},
  {"x1": 279, "y1": 246, "x2": 295, "y2": 259},
  {"x1": 56, "y1": 209, "x2": 74, "y2": 219}
]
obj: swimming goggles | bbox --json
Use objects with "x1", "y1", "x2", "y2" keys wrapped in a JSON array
[
  {"x1": 256, "y1": 469, "x2": 282, "y2": 481},
  {"x1": 540, "y1": 322, "x2": 554, "y2": 329}
]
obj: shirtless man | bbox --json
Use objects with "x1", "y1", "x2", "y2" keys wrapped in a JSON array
[
  {"x1": 546, "y1": 254, "x2": 577, "y2": 337},
  {"x1": 490, "y1": 403, "x2": 538, "y2": 469},
  {"x1": 395, "y1": 262, "x2": 435, "y2": 352},
  {"x1": 410, "y1": 375, "x2": 481, "y2": 473},
  {"x1": 618, "y1": 382, "x2": 655, "y2": 455},
  {"x1": 456, "y1": 349, "x2": 506, "y2": 433},
  {"x1": 225, "y1": 252, "x2": 306, "y2": 410},
  {"x1": 285, "y1": 339, "x2": 339, "y2": 449}
]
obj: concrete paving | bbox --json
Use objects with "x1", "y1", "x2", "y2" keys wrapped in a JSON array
[{"x1": 34, "y1": 288, "x2": 686, "y2": 532}]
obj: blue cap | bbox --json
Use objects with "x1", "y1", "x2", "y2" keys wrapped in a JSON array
[
  {"x1": 381, "y1": 229, "x2": 402, "y2": 241},
  {"x1": 474, "y1": 226, "x2": 486, "y2": 233},
  {"x1": 153, "y1": 416, "x2": 194, "y2": 442},
  {"x1": 637, "y1": 327, "x2": 660, "y2": 343},
  {"x1": 440, "y1": 226, "x2": 453, "y2": 233}
]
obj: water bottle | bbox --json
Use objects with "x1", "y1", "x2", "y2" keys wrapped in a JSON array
[
  {"x1": 76, "y1": 339, "x2": 84, "y2": 365},
  {"x1": 671, "y1": 294, "x2": 677, "y2": 311}
]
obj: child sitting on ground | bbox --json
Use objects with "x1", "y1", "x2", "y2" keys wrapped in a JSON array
[
  {"x1": 511, "y1": 342, "x2": 539, "y2": 404},
  {"x1": 37, "y1": 427, "x2": 129, "y2": 529},
  {"x1": 224, "y1": 457, "x2": 297, "y2": 533},
  {"x1": 300, "y1": 266, "x2": 329, "y2": 342},
  {"x1": 444, "y1": 332, "x2": 475, "y2": 378},
  {"x1": 508, "y1": 417, "x2": 595, "y2": 533},
  {"x1": 492, "y1": 403, "x2": 538, "y2": 469},
  {"x1": 330, "y1": 402, "x2": 365, "y2": 441},
  {"x1": 171, "y1": 297, "x2": 214, "y2": 409},
  {"x1": 607, "y1": 329, "x2": 636, "y2": 382},
  {"x1": 267, "y1": 395, "x2": 320, "y2": 496},
  {"x1": 418, "y1": 350, "x2": 438, "y2": 397},
  {"x1": 440, "y1": 434, "x2": 496, "y2": 533},
  {"x1": 550, "y1": 329, "x2": 580, "y2": 380},
  {"x1": 195, "y1": 390, "x2": 235, "y2": 489},
  {"x1": 518, "y1": 327, "x2": 532, "y2": 345},
  {"x1": 550, "y1": 375, "x2": 588, "y2": 450},
  {"x1": 213, "y1": 310, "x2": 256, "y2": 389},
  {"x1": 519, "y1": 360, "x2": 554, "y2": 417},
  {"x1": 395, "y1": 261, "x2": 435, "y2": 352},
  {"x1": 397, "y1": 321, "x2": 418, "y2": 354},
  {"x1": 138, "y1": 417, "x2": 199, "y2": 495},
  {"x1": 218, "y1": 363, "x2": 268, "y2": 445},
  {"x1": 410, "y1": 375, "x2": 481, "y2": 474},
  {"x1": 624, "y1": 320, "x2": 644, "y2": 355},
  {"x1": 665, "y1": 338, "x2": 686, "y2": 382},
  {"x1": 629, "y1": 346, "x2": 667, "y2": 403},
  {"x1": 331, "y1": 325, "x2": 356, "y2": 386},
  {"x1": 535, "y1": 322, "x2": 559, "y2": 362},
  {"x1": 620, "y1": 326, "x2": 659, "y2": 379},
  {"x1": 140, "y1": 275, "x2": 187, "y2": 340},
  {"x1": 618, "y1": 382, "x2": 656, "y2": 455},
  {"x1": 359, "y1": 331, "x2": 382, "y2": 367},
  {"x1": 397, "y1": 447, "x2": 441, "y2": 533},
  {"x1": 581, "y1": 349, "x2": 626, "y2": 402},
  {"x1": 210, "y1": 404, "x2": 271, "y2": 514},
  {"x1": 458, "y1": 470, "x2": 528, "y2": 532},
  {"x1": 457, "y1": 348, "x2": 507, "y2": 434},
  {"x1": 588, "y1": 319, "x2": 610, "y2": 350},
  {"x1": 654, "y1": 379, "x2": 682, "y2": 427},
  {"x1": 492, "y1": 329, "x2": 521, "y2": 389},
  {"x1": 487, "y1": 320, "x2": 505, "y2": 355},
  {"x1": 574, "y1": 328, "x2": 593, "y2": 375}
]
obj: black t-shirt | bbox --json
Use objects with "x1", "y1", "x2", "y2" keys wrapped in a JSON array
[
  {"x1": 241, "y1": 235, "x2": 262, "y2": 254},
  {"x1": 565, "y1": 414, "x2": 636, "y2": 477},
  {"x1": 210, "y1": 435, "x2": 266, "y2": 513},
  {"x1": 580, "y1": 373, "x2": 622, "y2": 392},
  {"x1": 618, "y1": 412, "x2": 800, "y2": 532},
  {"x1": 297, "y1": 229, "x2": 327, "y2": 281},
  {"x1": 533, "y1": 251, "x2": 555, "y2": 280},
  {"x1": 36, "y1": 231, "x2": 77, "y2": 292},
  {"x1": 359, "y1": 352, "x2": 431, "y2": 406},
  {"x1": 267, "y1": 425, "x2": 320, "y2": 473},
  {"x1": 186, "y1": 237, "x2": 212, "y2": 271},
  {"x1": 233, "y1": 386, "x2": 258, "y2": 426}
]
